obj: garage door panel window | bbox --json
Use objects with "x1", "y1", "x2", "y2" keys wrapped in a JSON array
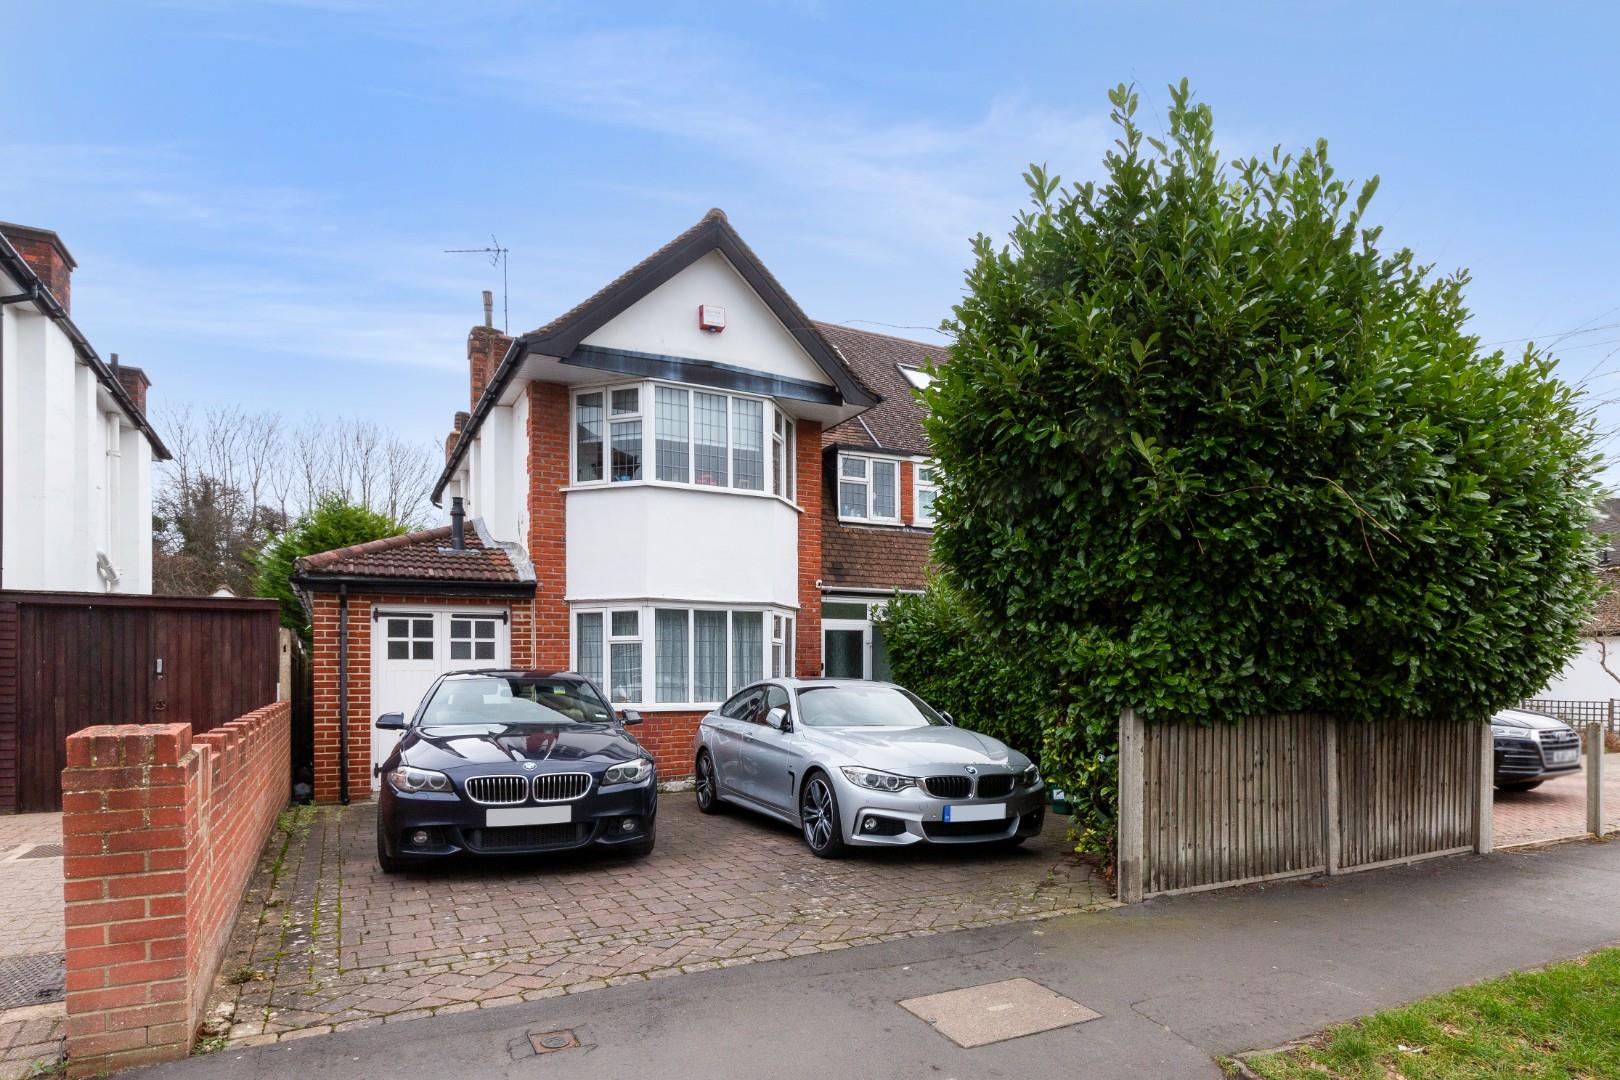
[
  {"x1": 385, "y1": 616, "x2": 435, "y2": 661},
  {"x1": 573, "y1": 604, "x2": 789, "y2": 707},
  {"x1": 449, "y1": 616, "x2": 499, "y2": 662}
]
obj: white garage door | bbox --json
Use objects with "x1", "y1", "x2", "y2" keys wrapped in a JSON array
[{"x1": 370, "y1": 606, "x2": 510, "y2": 787}]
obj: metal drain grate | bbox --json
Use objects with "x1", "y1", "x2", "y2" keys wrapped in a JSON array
[
  {"x1": 0, "y1": 952, "x2": 65, "y2": 1009},
  {"x1": 19, "y1": 844, "x2": 63, "y2": 860}
]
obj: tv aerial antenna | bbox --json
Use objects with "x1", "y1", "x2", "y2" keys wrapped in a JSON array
[{"x1": 444, "y1": 235, "x2": 509, "y2": 332}]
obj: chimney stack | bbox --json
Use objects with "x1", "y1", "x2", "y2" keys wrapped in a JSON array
[
  {"x1": 108, "y1": 353, "x2": 152, "y2": 415},
  {"x1": 0, "y1": 222, "x2": 76, "y2": 314},
  {"x1": 482, "y1": 289, "x2": 494, "y2": 329},
  {"x1": 450, "y1": 496, "x2": 466, "y2": 551},
  {"x1": 467, "y1": 294, "x2": 513, "y2": 412}
]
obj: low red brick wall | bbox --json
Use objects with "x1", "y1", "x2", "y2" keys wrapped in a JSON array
[
  {"x1": 60, "y1": 702, "x2": 290, "y2": 1077},
  {"x1": 638, "y1": 710, "x2": 702, "y2": 779}
]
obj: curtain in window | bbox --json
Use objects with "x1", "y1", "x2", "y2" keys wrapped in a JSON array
[
  {"x1": 576, "y1": 612, "x2": 603, "y2": 684},
  {"x1": 731, "y1": 398, "x2": 764, "y2": 490},
  {"x1": 694, "y1": 393, "x2": 728, "y2": 486},
  {"x1": 655, "y1": 387, "x2": 690, "y2": 483},
  {"x1": 694, "y1": 610, "x2": 727, "y2": 701},
  {"x1": 839, "y1": 479, "x2": 867, "y2": 517},
  {"x1": 655, "y1": 609, "x2": 690, "y2": 703},
  {"x1": 731, "y1": 611, "x2": 763, "y2": 691},
  {"x1": 772, "y1": 411, "x2": 786, "y2": 496},
  {"x1": 610, "y1": 643, "x2": 642, "y2": 703},
  {"x1": 575, "y1": 393, "x2": 604, "y2": 483},
  {"x1": 872, "y1": 460, "x2": 897, "y2": 518}
]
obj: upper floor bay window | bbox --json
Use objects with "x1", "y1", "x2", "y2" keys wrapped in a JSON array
[
  {"x1": 914, "y1": 463, "x2": 940, "y2": 526},
  {"x1": 837, "y1": 453, "x2": 900, "y2": 523},
  {"x1": 574, "y1": 381, "x2": 797, "y2": 501},
  {"x1": 573, "y1": 603, "x2": 794, "y2": 707}
]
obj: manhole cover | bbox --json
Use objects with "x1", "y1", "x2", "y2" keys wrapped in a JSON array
[
  {"x1": 527, "y1": 1029, "x2": 579, "y2": 1055},
  {"x1": 899, "y1": 978, "x2": 1099, "y2": 1048},
  {"x1": 0, "y1": 953, "x2": 65, "y2": 1009},
  {"x1": 19, "y1": 844, "x2": 63, "y2": 860}
]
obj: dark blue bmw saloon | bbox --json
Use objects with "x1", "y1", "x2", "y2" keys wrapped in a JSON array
[{"x1": 374, "y1": 670, "x2": 657, "y2": 871}]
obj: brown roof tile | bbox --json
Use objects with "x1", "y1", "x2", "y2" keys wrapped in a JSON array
[
  {"x1": 816, "y1": 322, "x2": 947, "y2": 456},
  {"x1": 819, "y1": 495, "x2": 934, "y2": 592},
  {"x1": 295, "y1": 525, "x2": 527, "y2": 585},
  {"x1": 1586, "y1": 566, "x2": 1620, "y2": 636}
]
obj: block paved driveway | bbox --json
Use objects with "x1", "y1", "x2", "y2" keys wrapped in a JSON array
[
  {"x1": 0, "y1": 813, "x2": 66, "y2": 1080},
  {"x1": 207, "y1": 795, "x2": 1108, "y2": 1046},
  {"x1": 1493, "y1": 751, "x2": 1620, "y2": 848}
]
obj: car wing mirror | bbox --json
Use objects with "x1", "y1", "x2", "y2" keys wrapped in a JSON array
[
  {"x1": 375, "y1": 713, "x2": 406, "y2": 731},
  {"x1": 766, "y1": 706, "x2": 791, "y2": 732},
  {"x1": 619, "y1": 709, "x2": 643, "y2": 726},
  {"x1": 941, "y1": 711, "x2": 955, "y2": 726}
]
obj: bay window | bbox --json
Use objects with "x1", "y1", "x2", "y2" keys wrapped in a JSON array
[
  {"x1": 574, "y1": 603, "x2": 794, "y2": 707},
  {"x1": 837, "y1": 453, "x2": 900, "y2": 522},
  {"x1": 573, "y1": 381, "x2": 796, "y2": 500}
]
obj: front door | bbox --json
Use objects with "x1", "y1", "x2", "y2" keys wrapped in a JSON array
[{"x1": 370, "y1": 607, "x2": 509, "y2": 786}]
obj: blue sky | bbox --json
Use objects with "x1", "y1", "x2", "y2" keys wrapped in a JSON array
[{"x1": 5, "y1": 2, "x2": 1618, "y2": 481}]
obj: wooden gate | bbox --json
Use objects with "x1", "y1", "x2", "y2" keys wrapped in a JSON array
[
  {"x1": 0, "y1": 591, "x2": 280, "y2": 812},
  {"x1": 1118, "y1": 711, "x2": 1490, "y2": 901}
]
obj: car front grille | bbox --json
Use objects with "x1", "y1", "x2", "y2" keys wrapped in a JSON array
[
  {"x1": 464, "y1": 824, "x2": 591, "y2": 852},
  {"x1": 975, "y1": 774, "x2": 1014, "y2": 799},
  {"x1": 464, "y1": 775, "x2": 529, "y2": 806},
  {"x1": 924, "y1": 776, "x2": 971, "y2": 799},
  {"x1": 532, "y1": 772, "x2": 593, "y2": 802},
  {"x1": 1499, "y1": 747, "x2": 1543, "y2": 772},
  {"x1": 1540, "y1": 729, "x2": 1580, "y2": 752}
]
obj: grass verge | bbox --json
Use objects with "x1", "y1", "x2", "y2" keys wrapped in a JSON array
[{"x1": 1231, "y1": 947, "x2": 1620, "y2": 1079}]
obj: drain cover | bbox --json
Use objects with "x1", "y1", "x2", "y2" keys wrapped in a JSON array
[
  {"x1": 0, "y1": 953, "x2": 65, "y2": 1009},
  {"x1": 19, "y1": 844, "x2": 63, "y2": 860},
  {"x1": 527, "y1": 1029, "x2": 580, "y2": 1055}
]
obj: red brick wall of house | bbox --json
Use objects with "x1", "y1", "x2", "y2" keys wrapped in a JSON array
[
  {"x1": 310, "y1": 592, "x2": 535, "y2": 804},
  {"x1": 466, "y1": 325, "x2": 512, "y2": 412},
  {"x1": 61, "y1": 703, "x2": 289, "y2": 1077},
  {"x1": 528, "y1": 382, "x2": 571, "y2": 669},
  {"x1": 796, "y1": 419, "x2": 824, "y2": 678},
  {"x1": 899, "y1": 460, "x2": 914, "y2": 526},
  {"x1": 635, "y1": 711, "x2": 703, "y2": 778},
  {"x1": 2, "y1": 228, "x2": 74, "y2": 313}
]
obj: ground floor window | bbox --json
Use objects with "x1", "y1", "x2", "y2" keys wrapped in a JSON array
[
  {"x1": 821, "y1": 596, "x2": 903, "y2": 681},
  {"x1": 572, "y1": 602, "x2": 795, "y2": 707}
]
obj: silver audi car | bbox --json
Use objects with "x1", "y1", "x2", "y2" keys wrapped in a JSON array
[{"x1": 692, "y1": 678, "x2": 1045, "y2": 857}]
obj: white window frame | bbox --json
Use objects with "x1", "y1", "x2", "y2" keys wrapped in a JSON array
[
  {"x1": 570, "y1": 601, "x2": 796, "y2": 710},
  {"x1": 913, "y1": 460, "x2": 940, "y2": 528},
  {"x1": 836, "y1": 452, "x2": 902, "y2": 524},
  {"x1": 570, "y1": 380, "x2": 797, "y2": 506}
]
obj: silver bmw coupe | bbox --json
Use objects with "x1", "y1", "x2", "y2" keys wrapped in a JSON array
[{"x1": 692, "y1": 678, "x2": 1045, "y2": 857}]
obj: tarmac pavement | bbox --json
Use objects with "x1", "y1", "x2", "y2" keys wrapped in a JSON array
[{"x1": 131, "y1": 838, "x2": 1620, "y2": 1080}]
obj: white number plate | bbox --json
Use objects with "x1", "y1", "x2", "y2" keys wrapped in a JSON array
[
  {"x1": 944, "y1": 803, "x2": 1006, "y2": 823},
  {"x1": 487, "y1": 805, "x2": 572, "y2": 827},
  {"x1": 1549, "y1": 749, "x2": 1579, "y2": 766}
]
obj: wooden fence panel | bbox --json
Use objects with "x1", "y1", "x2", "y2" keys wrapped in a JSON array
[
  {"x1": 0, "y1": 591, "x2": 280, "y2": 813},
  {"x1": 1142, "y1": 714, "x2": 1327, "y2": 895},
  {"x1": 1337, "y1": 718, "x2": 1476, "y2": 869},
  {"x1": 1126, "y1": 712, "x2": 1479, "y2": 899}
]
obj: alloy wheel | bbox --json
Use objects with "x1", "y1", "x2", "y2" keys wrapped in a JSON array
[
  {"x1": 801, "y1": 777, "x2": 835, "y2": 851},
  {"x1": 695, "y1": 752, "x2": 720, "y2": 814}
]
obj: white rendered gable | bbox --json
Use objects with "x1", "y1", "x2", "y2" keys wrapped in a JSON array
[{"x1": 580, "y1": 251, "x2": 833, "y2": 387}]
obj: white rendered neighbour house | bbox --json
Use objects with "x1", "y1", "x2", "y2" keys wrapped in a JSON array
[{"x1": 0, "y1": 223, "x2": 166, "y2": 594}]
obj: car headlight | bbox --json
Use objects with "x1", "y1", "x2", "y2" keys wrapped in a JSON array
[
  {"x1": 388, "y1": 765, "x2": 452, "y2": 793},
  {"x1": 1021, "y1": 764, "x2": 1041, "y2": 787},
  {"x1": 840, "y1": 766, "x2": 915, "y2": 793},
  {"x1": 1491, "y1": 725, "x2": 1536, "y2": 740},
  {"x1": 604, "y1": 759, "x2": 652, "y2": 785}
]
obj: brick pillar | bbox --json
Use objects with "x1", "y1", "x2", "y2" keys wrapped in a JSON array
[
  {"x1": 795, "y1": 420, "x2": 823, "y2": 677},
  {"x1": 61, "y1": 724, "x2": 196, "y2": 1077},
  {"x1": 528, "y1": 382, "x2": 571, "y2": 668}
]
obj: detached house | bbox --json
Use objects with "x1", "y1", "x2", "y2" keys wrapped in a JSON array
[{"x1": 296, "y1": 210, "x2": 943, "y2": 802}]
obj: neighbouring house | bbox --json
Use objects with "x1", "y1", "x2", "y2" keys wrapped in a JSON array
[
  {"x1": 0, "y1": 221, "x2": 167, "y2": 593},
  {"x1": 294, "y1": 209, "x2": 945, "y2": 801},
  {"x1": 1538, "y1": 498, "x2": 1620, "y2": 701}
]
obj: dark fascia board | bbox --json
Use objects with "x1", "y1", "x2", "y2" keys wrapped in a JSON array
[
  {"x1": 290, "y1": 572, "x2": 536, "y2": 598},
  {"x1": 564, "y1": 344, "x2": 844, "y2": 406},
  {"x1": 0, "y1": 237, "x2": 171, "y2": 460},
  {"x1": 524, "y1": 217, "x2": 879, "y2": 410}
]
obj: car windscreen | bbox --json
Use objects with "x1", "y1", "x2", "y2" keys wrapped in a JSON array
[
  {"x1": 795, "y1": 684, "x2": 948, "y2": 728},
  {"x1": 419, "y1": 676, "x2": 615, "y2": 726}
]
